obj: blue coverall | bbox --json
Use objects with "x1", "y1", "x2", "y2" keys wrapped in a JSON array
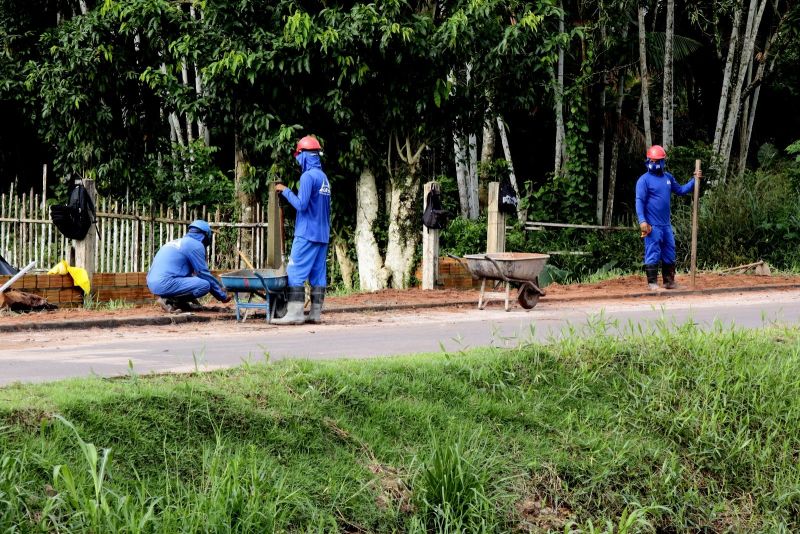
[
  {"x1": 281, "y1": 151, "x2": 331, "y2": 287},
  {"x1": 635, "y1": 169, "x2": 695, "y2": 265},
  {"x1": 146, "y1": 231, "x2": 227, "y2": 300}
]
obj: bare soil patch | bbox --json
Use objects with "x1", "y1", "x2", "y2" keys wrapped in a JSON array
[{"x1": 1, "y1": 273, "x2": 799, "y2": 328}]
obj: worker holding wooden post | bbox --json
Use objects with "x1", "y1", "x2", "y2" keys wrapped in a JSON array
[{"x1": 635, "y1": 145, "x2": 702, "y2": 290}]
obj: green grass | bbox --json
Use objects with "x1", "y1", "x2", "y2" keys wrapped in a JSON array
[{"x1": 2, "y1": 320, "x2": 800, "y2": 532}]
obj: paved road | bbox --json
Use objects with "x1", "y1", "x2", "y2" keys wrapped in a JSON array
[{"x1": 3, "y1": 290, "x2": 800, "y2": 386}]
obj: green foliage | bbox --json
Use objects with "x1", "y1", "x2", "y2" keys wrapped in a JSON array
[
  {"x1": 673, "y1": 166, "x2": 800, "y2": 269},
  {"x1": 4, "y1": 325, "x2": 800, "y2": 530},
  {"x1": 787, "y1": 140, "x2": 800, "y2": 162},
  {"x1": 440, "y1": 216, "x2": 487, "y2": 257},
  {"x1": 413, "y1": 431, "x2": 500, "y2": 532}
]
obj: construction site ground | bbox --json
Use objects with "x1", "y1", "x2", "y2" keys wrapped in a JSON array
[{"x1": 2, "y1": 272, "x2": 800, "y2": 332}]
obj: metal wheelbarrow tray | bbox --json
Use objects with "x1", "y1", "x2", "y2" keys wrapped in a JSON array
[
  {"x1": 220, "y1": 269, "x2": 288, "y2": 323},
  {"x1": 456, "y1": 253, "x2": 550, "y2": 311}
]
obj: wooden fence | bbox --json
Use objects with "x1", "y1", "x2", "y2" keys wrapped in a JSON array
[{"x1": 0, "y1": 184, "x2": 271, "y2": 273}]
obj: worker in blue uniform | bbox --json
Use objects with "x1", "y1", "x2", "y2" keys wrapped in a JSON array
[
  {"x1": 636, "y1": 145, "x2": 702, "y2": 290},
  {"x1": 147, "y1": 220, "x2": 230, "y2": 312},
  {"x1": 273, "y1": 135, "x2": 331, "y2": 325}
]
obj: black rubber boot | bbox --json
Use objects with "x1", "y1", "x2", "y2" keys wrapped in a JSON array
[
  {"x1": 662, "y1": 263, "x2": 678, "y2": 289},
  {"x1": 271, "y1": 287, "x2": 306, "y2": 325},
  {"x1": 645, "y1": 264, "x2": 659, "y2": 291},
  {"x1": 308, "y1": 286, "x2": 326, "y2": 324}
]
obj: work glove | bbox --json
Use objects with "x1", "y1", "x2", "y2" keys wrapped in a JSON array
[
  {"x1": 639, "y1": 222, "x2": 652, "y2": 238},
  {"x1": 219, "y1": 293, "x2": 232, "y2": 304}
]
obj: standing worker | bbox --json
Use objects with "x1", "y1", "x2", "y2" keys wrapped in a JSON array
[
  {"x1": 273, "y1": 135, "x2": 331, "y2": 325},
  {"x1": 636, "y1": 145, "x2": 702, "y2": 290},
  {"x1": 147, "y1": 220, "x2": 230, "y2": 312}
]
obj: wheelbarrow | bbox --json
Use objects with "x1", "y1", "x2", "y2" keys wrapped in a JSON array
[
  {"x1": 220, "y1": 269, "x2": 288, "y2": 323},
  {"x1": 449, "y1": 253, "x2": 550, "y2": 311}
]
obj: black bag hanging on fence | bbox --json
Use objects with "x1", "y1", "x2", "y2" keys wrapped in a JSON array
[
  {"x1": 50, "y1": 181, "x2": 98, "y2": 240},
  {"x1": 0, "y1": 254, "x2": 17, "y2": 275},
  {"x1": 498, "y1": 179, "x2": 519, "y2": 215},
  {"x1": 422, "y1": 188, "x2": 449, "y2": 230}
]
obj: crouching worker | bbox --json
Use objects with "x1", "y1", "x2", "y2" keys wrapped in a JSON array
[
  {"x1": 273, "y1": 135, "x2": 331, "y2": 325},
  {"x1": 147, "y1": 220, "x2": 231, "y2": 312}
]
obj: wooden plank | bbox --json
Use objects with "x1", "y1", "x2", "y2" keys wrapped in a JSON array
[
  {"x1": 524, "y1": 221, "x2": 633, "y2": 231},
  {"x1": 486, "y1": 182, "x2": 505, "y2": 253}
]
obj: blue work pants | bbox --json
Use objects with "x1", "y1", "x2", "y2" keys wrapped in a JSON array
[
  {"x1": 286, "y1": 236, "x2": 328, "y2": 287},
  {"x1": 643, "y1": 225, "x2": 676, "y2": 265}
]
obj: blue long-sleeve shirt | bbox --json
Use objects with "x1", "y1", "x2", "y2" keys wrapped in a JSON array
[
  {"x1": 281, "y1": 152, "x2": 331, "y2": 244},
  {"x1": 146, "y1": 231, "x2": 226, "y2": 300},
  {"x1": 635, "y1": 171, "x2": 695, "y2": 227}
]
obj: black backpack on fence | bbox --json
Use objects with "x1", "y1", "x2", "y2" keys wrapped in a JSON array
[
  {"x1": 422, "y1": 188, "x2": 449, "y2": 230},
  {"x1": 50, "y1": 182, "x2": 98, "y2": 240}
]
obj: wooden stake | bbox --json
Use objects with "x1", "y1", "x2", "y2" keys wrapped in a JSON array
[
  {"x1": 487, "y1": 182, "x2": 506, "y2": 253},
  {"x1": 690, "y1": 159, "x2": 701, "y2": 287},
  {"x1": 421, "y1": 181, "x2": 440, "y2": 290}
]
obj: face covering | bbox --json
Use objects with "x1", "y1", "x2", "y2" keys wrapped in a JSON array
[{"x1": 646, "y1": 159, "x2": 665, "y2": 174}]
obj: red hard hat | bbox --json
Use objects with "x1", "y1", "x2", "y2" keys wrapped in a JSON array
[
  {"x1": 646, "y1": 145, "x2": 667, "y2": 160},
  {"x1": 294, "y1": 136, "x2": 322, "y2": 157}
]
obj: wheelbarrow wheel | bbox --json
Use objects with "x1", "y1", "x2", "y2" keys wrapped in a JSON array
[
  {"x1": 272, "y1": 292, "x2": 288, "y2": 319},
  {"x1": 517, "y1": 280, "x2": 540, "y2": 309}
]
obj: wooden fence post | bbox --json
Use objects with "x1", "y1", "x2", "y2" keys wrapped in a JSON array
[
  {"x1": 422, "y1": 181, "x2": 440, "y2": 290},
  {"x1": 266, "y1": 182, "x2": 282, "y2": 269},
  {"x1": 74, "y1": 179, "x2": 97, "y2": 282},
  {"x1": 487, "y1": 181, "x2": 505, "y2": 253}
]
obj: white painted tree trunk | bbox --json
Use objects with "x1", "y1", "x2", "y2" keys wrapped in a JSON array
[
  {"x1": 496, "y1": 116, "x2": 525, "y2": 223},
  {"x1": 662, "y1": 0, "x2": 675, "y2": 150},
  {"x1": 384, "y1": 174, "x2": 420, "y2": 289},
  {"x1": 637, "y1": 5, "x2": 652, "y2": 147},
  {"x1": 354, "y1": 167, "x2": 388, "y2": 291},
  {"x1": 78, "y1": 1, "x2": 88, "y2": 15}
]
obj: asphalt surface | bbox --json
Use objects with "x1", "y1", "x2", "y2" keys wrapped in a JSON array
[{"x1": 2, "y1": 289, "x2": 800, "y2": 386}]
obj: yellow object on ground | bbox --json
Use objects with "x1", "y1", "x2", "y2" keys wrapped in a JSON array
[{"x1": 48, "y1": 260, "x2": 91, "y2": 294}]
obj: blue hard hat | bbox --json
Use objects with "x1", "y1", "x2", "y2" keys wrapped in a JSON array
[{"x1": 188, "y1": 219, "x2": 212, "y2": 237}]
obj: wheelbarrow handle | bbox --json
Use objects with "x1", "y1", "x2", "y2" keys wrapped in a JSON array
[
  {"x1": 482, "y1": 254, "x2": 512, "y2": 283},
  {"x1": 446, "y1": 254, "x2": 469, "y2": 270}
]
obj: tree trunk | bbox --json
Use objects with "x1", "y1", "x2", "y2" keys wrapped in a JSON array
[
  {"x1": 712, "y1": 0, "x2": 743, "y2": 156},
  {"x1": 554, "y1": 4, "x2": 566, "y2": 174},
  {"x1": 234, "y1": 130, "x2": 254, "y2": 257},
  {"x1": 354, "y1": 167, "x2": 389, "y2": 291},
  {"x1": 78, "y1": 1, "x2": 88, "y2": 15},
  {"x1": 604, "y1": 73, "x2": 626, "y2": 226},
  {"x1": 468, "y1": 132, "x2": 479, "y2": 217},
  {"x1": 597, "y1": 76, "x2": 606, "y2": 225},
  {"x1": 453, "y1": 133, "x2": 470, "y2": 218},
  {"x1": 496, "y1": 116, "x2": 525, "y2": 223},
  {"x1": 480, "y1": 116, "x2": 495, "y2": 166},
  {"x1": 719, "y1": 0, "x2": 768, "y2": 180},
  {"x1": 737, "y1": 25, "x2": 780, "y2": 179},
  {"x1": 333, "y1": 236, "x2": 355, "y2": 290},
  {"x1": 662, "y1": 0, "x2": 675, "y2": 149},
  {"x1": 384, "y1": 137, "x2": 425, "y2": 288},
  {"x1": 637, "y1": 4, "x2": 652, "y2": 147}
]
